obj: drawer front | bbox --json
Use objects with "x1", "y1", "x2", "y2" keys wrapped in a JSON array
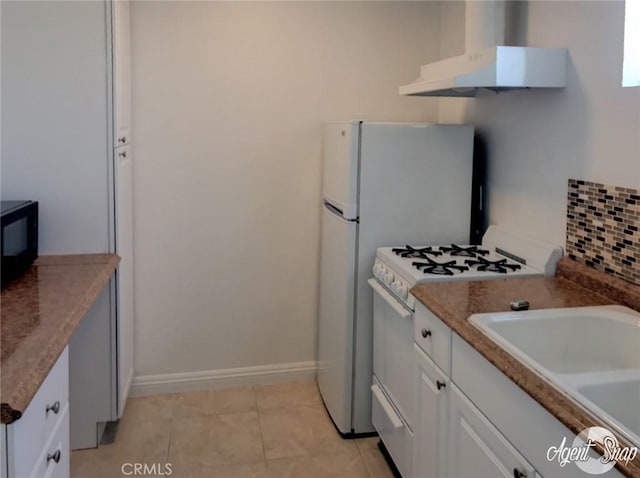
[
  {"x1": 372, "y1": 380, "x2": 414, "y2": 478},
  {"x1": 28, "y1": 402, "x2": 69, "y2": 478},
  {"x1": 414, "y1": 302, "x2": 451, "y2": 374},
  {"x1": 13, "y1": 347, "x2": 69, "y2": 477}
]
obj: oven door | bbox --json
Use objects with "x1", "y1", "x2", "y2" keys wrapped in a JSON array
[{"x1": 369, "y1": 278, "x2": 415, "y2": 428}]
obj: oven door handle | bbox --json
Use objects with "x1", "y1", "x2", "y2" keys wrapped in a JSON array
[{"x1": 368, "y1": 279, "x2": 411, "y2": 320}]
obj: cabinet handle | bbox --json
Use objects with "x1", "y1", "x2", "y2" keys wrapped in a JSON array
[
  {"x1": 47, "y1": 449, "x2": 61, "y2": 464},
  {"x1": 119, "y1": 151, "x2": 127, "y2": 159},
  {"x1": 45, "y1": 401, "x2": 60, "y2": 415},
  {"x1": 513, "y1": 469, "x2": 527, "y2": 478},
  {"x1": 436, "y1": 380, "x2": 446, "y2": 390},
  {"x1": 421, "y1": 328, "x2": 431, "y2": 338},
  {"x1": 118, "y1": 136, "x2": 127, "y2": 144}
]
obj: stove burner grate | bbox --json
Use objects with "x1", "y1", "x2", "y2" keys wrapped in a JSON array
[
  {"x1": 412, "y1": 258, "x2": 469, "y2": 276},
  {"x1": 393, "y1": 245, "x2": 443, "y2": 259},
  {"x1": 464, "y1": 257, "x2": 522, "y2": 274},
  {"x1": 439, "y1": 244, "x2": 490, "y2": 257}
]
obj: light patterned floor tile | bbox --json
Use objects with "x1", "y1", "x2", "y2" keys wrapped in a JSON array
[
  {"x1": 355, "y1": 436, "x2": 380, "y2": 452},
  {"x1": 172, "y1": 386, "x2": 256, "y2": 419},
  {"x1": 360, "y1": 447, "x2": 395, "y2": 478},
  {"x1": 259, "y1": 404, "x2": 358, "y2": 460},
  {"x1": 266, "y1": 453, "x2": 370, "y2": 478},
  {"x1": 255, "y1": 380, "x2": 321, "y2": 410},
  {"x1": 169, "y1": 461, "x2": 269, "y2": 478},
  {"x1": 121, "y1": 393, "x2": 176, "y2": 422},
  {"x1": 169, "y1": 411, "x2": 264, "y2": 468},
  {"x1": 71, "y1": 448, "x2": 119, "y2": 478},
  {"x1": 72, "y1": 384, "x2": 383, "y2": 478}
]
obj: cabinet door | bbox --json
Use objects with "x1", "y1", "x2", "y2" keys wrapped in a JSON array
[
  {"x1": 112, "y1": 0, "x2": 131, "y2": 146},
  {"x1": 115, "y1": 144, "x2": 134, "y2": 417},
  {"x1": 414, "y1": 345, "x2": 448, "y2": 478},
  {"x1": 449, "y1": 384, "x2": 537, "y2": 478}
]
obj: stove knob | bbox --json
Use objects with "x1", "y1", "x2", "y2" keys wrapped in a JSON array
[
  {"x1": 391, "y1": 280, "x2": 400, "y2": 295},
  {"x1": 398, "y1": 284, "x2": 408, "y2": 299},
  {"x1": 383, "y1": 271, "x2": 394, "y2": 285}
]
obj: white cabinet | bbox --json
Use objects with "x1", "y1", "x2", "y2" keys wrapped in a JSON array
[
  {"x1": 414, "y1": 302, "x2": 451, "y2": 375},
  {"x1": 410, "y1": 304, "x2": 626, "y2": 478},
  {"x1": 112, "y1": 0, "x2": 135, "y2": 420},
  {"x1": 448, "y1": 383, "x2": 536, "y2": 478},
  {"x1": 412, "y1": 302, "x2": 543, "y2": 478},
  {"x1": 25, "y1": 404, "x2": 69, "y2": 478},
  {"x1": 112, "y1": 0, "x2": 131, "y2": 148},
  {"x1": 451, "y1": 333, "x2": 624, "y2": 478},
  {"x1": 414, "y1": 345, "x2": 448, "y2": 478},
  {"x1": 4, "y1": 348, "x2": 70, "y2": 478},
  {"x1": 115, "y1": 143, "x2": 134, "y2": 418},
  {"x1": 2, "y1": 0, "x2": 135, "y2": 445}
]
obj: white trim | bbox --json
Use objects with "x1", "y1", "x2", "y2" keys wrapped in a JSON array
[
  {"x1": 623, "y1": 0, "x2": 640, "y2": 87},
  {"x1": 129, "y1": 361, "x2": 318, "y2": 397}
]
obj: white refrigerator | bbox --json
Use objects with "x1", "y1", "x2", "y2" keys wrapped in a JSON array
[{"x1": 317, "y1": 121, "x2": 475, "y2": 435}]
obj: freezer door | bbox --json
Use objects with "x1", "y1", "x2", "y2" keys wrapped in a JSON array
[
  {"x1": 317, "y1": 202, "x2": 358, "y2": 434},
  {"x1": 322, "y1": 122, "x2": 360, "y2": 220}
]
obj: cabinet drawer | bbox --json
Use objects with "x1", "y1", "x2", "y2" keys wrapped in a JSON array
[
  {"x1": 12, "y1": 347, "x2": 69, "y2": 478},
  {"x1": 414, "y1": 302, "x2": 451, "y2": 374},
  {"x1": 28, "y1": 402, "x2": 69, "y2": 478}
]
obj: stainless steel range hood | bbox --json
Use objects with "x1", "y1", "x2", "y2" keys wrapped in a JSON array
[
  {"x1": 400, "y1": 1, "x2": 568, "y2": 98},
  {"x1": 399, "y1": 46, "x2": 568, "y2": 97}
]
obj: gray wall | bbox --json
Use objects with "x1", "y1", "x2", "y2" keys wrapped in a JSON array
[
  {"x1": 130, "y1": 1, "x2": 441, "y2": 377},
  {"x1": 438, "y1": 0, "x2": 640, "y2": 247}
]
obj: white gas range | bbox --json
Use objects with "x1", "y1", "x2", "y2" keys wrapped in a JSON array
[
  {"x1": 372, "y1": 225, "x2": 564, "y2": 311},
  {"x1": 369, "y1": 225, "x2": 563, "y2": 478}
]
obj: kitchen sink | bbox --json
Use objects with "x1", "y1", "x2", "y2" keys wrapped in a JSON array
[
  {"x1": 470, "y1": 306, "x2": 640, "y2": 374},
  {"x1": 577, "y1": 376, "x2": 640, "y2": 443},
  {"x1": 469, "y1": 305, "x2": 640, "y2": 447}
]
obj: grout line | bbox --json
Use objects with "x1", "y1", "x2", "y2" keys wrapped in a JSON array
[
  {"x1": 254, "y1": 385, "x2": 269, "y2": 464},
  {"x1": 166, "y1": 418, "x2": 173, "y2": 464}
]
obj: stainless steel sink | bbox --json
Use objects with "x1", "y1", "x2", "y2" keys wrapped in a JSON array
[{"x1": 469, "y1": 305, "x2": 640, "y2": 447}]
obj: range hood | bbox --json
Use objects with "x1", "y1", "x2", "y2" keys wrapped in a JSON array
[
  {"x1": 399, "y1": 46, "x2": 568, "y2": 98},
  {"x1": 400, "y1": 1, "x2": 568, "y2": 98}
]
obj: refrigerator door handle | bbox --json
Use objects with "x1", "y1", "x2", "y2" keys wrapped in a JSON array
[{"x1": 323, "y1": 200, "x2": 358, "y2": 222}]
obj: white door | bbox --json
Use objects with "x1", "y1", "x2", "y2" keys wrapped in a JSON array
[
  {"x1": 322, "y1": 122, "x2": 360, "y2": 219},
  {"x1": 317, "y1": 203, "x2": 357, "y2": 435},
  {"x1": 414, "y1": 344, "x2": 449, "y2": 478},
  {"x1": 115, "y1": 144, "x2": 134, "y2": 417},
  {"x1": 449, "y1": 384, "x2": 537, "y2": 478},
  {"x1": 112, "y1": 0, "x2": 131, "y2": 147}
]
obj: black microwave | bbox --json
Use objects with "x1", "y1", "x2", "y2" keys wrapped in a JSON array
[{"x1": 1, "y1": 200, "x2": 38, "y2": 288}]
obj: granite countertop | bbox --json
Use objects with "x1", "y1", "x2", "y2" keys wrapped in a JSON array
[
  {"x1": 1, "y1": 254, "x2": 119, "y2": 424},
  {"x1": 410, "y1": 257, "x2": 640, "y2": 477}
]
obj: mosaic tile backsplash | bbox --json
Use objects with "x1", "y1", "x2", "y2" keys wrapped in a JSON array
[{"x1": 566, "y1": 179, "x2": 640, "y2": 285}]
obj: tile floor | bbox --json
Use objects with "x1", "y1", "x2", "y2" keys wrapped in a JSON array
[{"x1": 71, "y1": 380, "x2": 395, "y2": 478}]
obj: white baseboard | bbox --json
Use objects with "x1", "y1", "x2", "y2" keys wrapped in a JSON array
[{"x1": 130, "y1": 360, "x2": 318, "y2": 397}]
